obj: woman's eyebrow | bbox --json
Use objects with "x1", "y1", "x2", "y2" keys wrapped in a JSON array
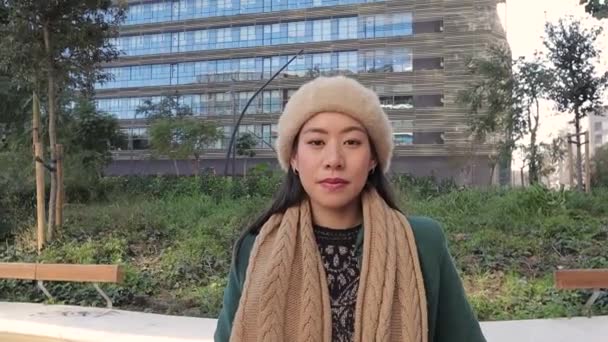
[{"x1": 301, "y1": 126, "x2": 366, "y2": 135}]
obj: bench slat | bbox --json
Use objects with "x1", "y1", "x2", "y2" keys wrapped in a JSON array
[
  {"x1": 0, "y1": 263, "x2": 36, "y2": 280},
  {"x1": 35, "y1": 264, "x2": 124, "y2": 283},
  {"x1": 0, "y1": 263, "x2": 124, "y2": 284},
  {"x1": 555, "y1": 269, "x2": 608, "y2": 289}
]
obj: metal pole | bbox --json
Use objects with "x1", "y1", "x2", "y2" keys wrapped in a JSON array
[
  {"x1": 231, "y1": 77, "x2": 236, "y2": 178},
  {"x1": 223, "y1": 49, "x2": 304, "y2": 176},
  {"x1": 585, "y1": 131, "x2": 591, "y2": 193},
  {"x1": 567, "y1": 134, "x2": 574, "y2": 188}
]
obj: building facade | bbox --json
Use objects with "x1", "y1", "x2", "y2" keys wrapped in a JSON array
[
  {"x1": 96, "y1": 0, "x2": 508, "y2": 184},
  {"x1": 590, "y1": 106, "x2": 608, "y2": 157}
]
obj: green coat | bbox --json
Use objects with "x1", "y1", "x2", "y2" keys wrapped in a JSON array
[{"x1": 214, "y1": 216, "x2": 486, "y2": 342}]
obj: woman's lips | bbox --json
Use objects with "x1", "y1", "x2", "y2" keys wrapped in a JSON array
[{"x1": 319, "y1": 178, "x2": 349, "y2": 191}]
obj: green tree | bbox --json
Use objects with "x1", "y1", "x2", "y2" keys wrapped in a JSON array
[
  {"x1": 0, "y1": 73, "x2": 31, "y2": 136},
  {"x1": 544, "y1": 18, "x2": 608, "y2": 191},
  {"x1": 63, "y1": 98, "x2": 125, "y2": 175},
  {"x1": 580, "y1": 0, "x2": 608, "y2": 19},
  {"x1": 149, "y1": 118, "x2": 221, "y2": 176},
  {"x1": 136, "y1": 95, "x2": 194, "y2": 122},
  {"x1": 139, "y1": 96, "x2": 221, "y2": 175},
  {"x1": 457, "y1": 45, "x2": 524, "y2": 186},
  {"x1": 591, "y1": 145, "x2": 608, "y2": 187},
  {"x1": 236, "y1": 132, "x2": 258, "y2": 177},
  {"x1": 513, "y1": 55, "x2": 553, "y2": 184},
  {"x1": 0, "y1": 0, "x2": 125, "y2": 239}
]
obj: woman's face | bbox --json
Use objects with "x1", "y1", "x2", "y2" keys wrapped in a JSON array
[{"x1": 290, "y1": 112, "x2": 377, "y2": 211}]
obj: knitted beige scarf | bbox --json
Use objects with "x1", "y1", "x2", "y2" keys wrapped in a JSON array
[{"x1": 230, "y1": 187, "x2": 428, "y2": 342}]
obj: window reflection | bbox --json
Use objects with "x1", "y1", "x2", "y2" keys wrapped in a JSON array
[
  {"x1": 123, "y1": 0, "x2": 384, "y2": 26},
  {"x1": 114, "y1": 14, "x2": 412, "y2": 56},
  {"x1": 393, "y1": 133, "x2": 413, "y2": 146},
  {"x1": 380, "y1": 95, "x2": 414, "y2": 110},
  {"x1": 96, "y1": 48, "x2": 412, "y2": 90}
]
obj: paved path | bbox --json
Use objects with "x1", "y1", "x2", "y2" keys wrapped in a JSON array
[{"x1": 1, "y1": 302, "x2": 607, "y2": 341}]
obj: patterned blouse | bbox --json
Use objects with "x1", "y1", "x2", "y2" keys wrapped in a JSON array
[{"x1": 313, "y1": 224, "x2": 362, "y2": 342}]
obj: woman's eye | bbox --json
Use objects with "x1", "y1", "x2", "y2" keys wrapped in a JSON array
[
  {"x1": 345, "y1": 139, "x2": 361, "y2": 146},
  {"x1": 307, "y1": 140, "x2": 324, "y2": 146}
]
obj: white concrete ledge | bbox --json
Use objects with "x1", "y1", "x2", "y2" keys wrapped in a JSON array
[
  {"x1": 481, "y1": 315, "x2": 608, "y2": 342},
  {"x1": 1, "y1": 302, "x2": 607, "y2": 341},
  {"x1": 0, "y1": 302, "x2": 215, "y2": 342}
]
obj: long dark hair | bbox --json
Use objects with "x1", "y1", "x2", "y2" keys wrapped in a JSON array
[{"x1": 232, "y1": 158, "x2": 402, "y2": 261}]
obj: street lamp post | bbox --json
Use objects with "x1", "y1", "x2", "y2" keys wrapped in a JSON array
[{"x1": 223, "y1": 49, "x2": 304, "y2": 176}]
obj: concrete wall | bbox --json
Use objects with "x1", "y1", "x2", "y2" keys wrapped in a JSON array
[{"x1": 104, "y1": 155, "x2": 496, "y2": 186}]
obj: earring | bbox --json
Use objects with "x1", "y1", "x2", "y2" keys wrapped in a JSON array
[
  {"x1": 294, "y1": 169, "x2": 299, "y2": 175},
  {"x1": 370, "y1": 166, "x2": 376, "y2": 175}
]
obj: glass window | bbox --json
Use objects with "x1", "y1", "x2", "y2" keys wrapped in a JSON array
[
  {"x1": 270, "y1": 23, "x2": 288, "y2": 45},
  {"x1": 313, "y1": 19, "x2": 332, "y2": 41},
  {"x1": 217, "y1": 0, "x2": 234, "y2": 16},
  {"x1": 287, "y1": 54, "x2": 310, "y2": 77},
  {"x1": 178, "y1": 63, "x2": 195, "y2": 84},
  {"x1": 413, "y1": 132, "x2": 444, "y2": 145},
  {"x1": 393, "y1": 13, "x2": 413, "y2": 36},
  {"x1": 238, "y1": 91, "x2": 258, "y2": 114},
  {"x1": 272, "y1": 0, "x2": 288, "y2": 11},
  {"x1": 271, "y1": 90, "x2": 282, "y2": 113},
  {"x1": 262, "y1": 124, "x2": 272, "y2": 146},
  {"x1": 216, "y1": 28, "x2": 233, "y2": 49},
  {"x1": 263, "y1": 25, "x2": 272, "y2": 45},
  {"x1": 240, "y1": 26, "x2": 255, "y2": 47},
  {"x1": 338, "y1": 51, "x2": 358, "y2": 75},
  {"x1": 200, "y1": 93, "x2": 210, "y2": 115},
  {"x1": 393, "y1": 133, "x2": 413, "y2": 146},
  {"x1": 271, "y1": 55, "x2": 288, "y2": 77},
  {"x1": 263, "y1": 57, "x2": 272, "y2": 78},
  {"x1": 595, "y1": 122, "x2": 603, "y2": 132},
  {"x1": 98, "y1": 48, "x2": 413, "y2": 90},
  {"x1": 338, "y1": 17, "x2": 358, "y2": 40},
  {"x1": 123, "y1": 0, "x2": 390, "y2": 27},
  {"x1": 132, "y1": 128, "x2": 149, "y2": 150},
  {"x1": 379, "y1": 95, "x2": 414, "y2": 110},
  {"x1": 393, "y1": 48, "x2": 413, "y2": 72},
  {"x1": 375, "y1": 14, "x2": 388, "y2": 38},
  {"x1": 195, "y1": 30, "x2": 210, "y2": 50},
  {"x1": 288, "y1": 21, "x2": 307, "y2": 44},
  {"x1": 118, "y1": 15, "x2": 367, "y2": 56},
  {"x1": 241, "y1": 0, "x2": 263, "y2": 13},
  {"x1": 262, "y1": 90, "x2": 281, "y2": 113},
  {"x1": 360, "y1": 16, "x2": 375, "y2": 39}
]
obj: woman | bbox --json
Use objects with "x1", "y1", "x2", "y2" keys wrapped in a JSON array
[{"x1": 215, "y1": 76, "x2": 486, "y2": 342}]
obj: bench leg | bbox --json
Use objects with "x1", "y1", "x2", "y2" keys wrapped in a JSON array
[
  {"x1": 93, "y1": 283, "x2": 113, "y2": 309},
  {"x1": 585, "y1": 289, "x2": 602, "y2": 311},
  {"x1": 36, "y1": 280, "x2": 54, "y2": 302}
]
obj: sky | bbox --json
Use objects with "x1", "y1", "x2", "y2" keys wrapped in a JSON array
[{"x1": 495, "y1": 0, "x2": 608, "y2": 167}]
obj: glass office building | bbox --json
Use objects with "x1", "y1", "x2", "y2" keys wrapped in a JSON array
[{"x1": 97, "y1": 0, "x2": 508, "y2": 184}]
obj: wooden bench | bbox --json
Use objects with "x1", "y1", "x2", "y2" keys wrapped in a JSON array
[
  {"x1": 555, "y1": 269, "x2": 608, "y2": 309},
  {"x1": 0, "y1": 263, "x2": 124, "y2": 308}
]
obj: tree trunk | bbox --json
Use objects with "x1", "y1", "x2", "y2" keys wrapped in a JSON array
[
  {"x1": 489, "y1": 161, "x2": 496, "y2": 186},
  {"x1": 33, "y1": 91, "x2": 46, "y2": 253},
  {"x1": 575, "y1": 113, "x2": 584, "y2": 191},
  {"x1": 43, "y1": 23, "x2": 57, "y2": 242},
  {"x1": 528, "y1": 100, "x2": 540, "y2": 184},
  {"x1": 173, "y1": 159, "x2": 180, "y2": 176},
  {"x1": 243, "y1": 158, "x2": 248, "y2": 178}
]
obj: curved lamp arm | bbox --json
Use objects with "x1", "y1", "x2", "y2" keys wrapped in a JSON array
[{"x1": 223, "y1": 49, "x2": 304, "y2": 176}]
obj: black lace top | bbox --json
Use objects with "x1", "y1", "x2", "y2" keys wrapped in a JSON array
[{"x1": 313, "y1": 224, "x2": 362, "y2": 342}]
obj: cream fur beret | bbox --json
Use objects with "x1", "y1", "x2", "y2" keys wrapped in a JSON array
[{"x1": 275, "y1": 76, "x2": 394, "y2": 174}]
